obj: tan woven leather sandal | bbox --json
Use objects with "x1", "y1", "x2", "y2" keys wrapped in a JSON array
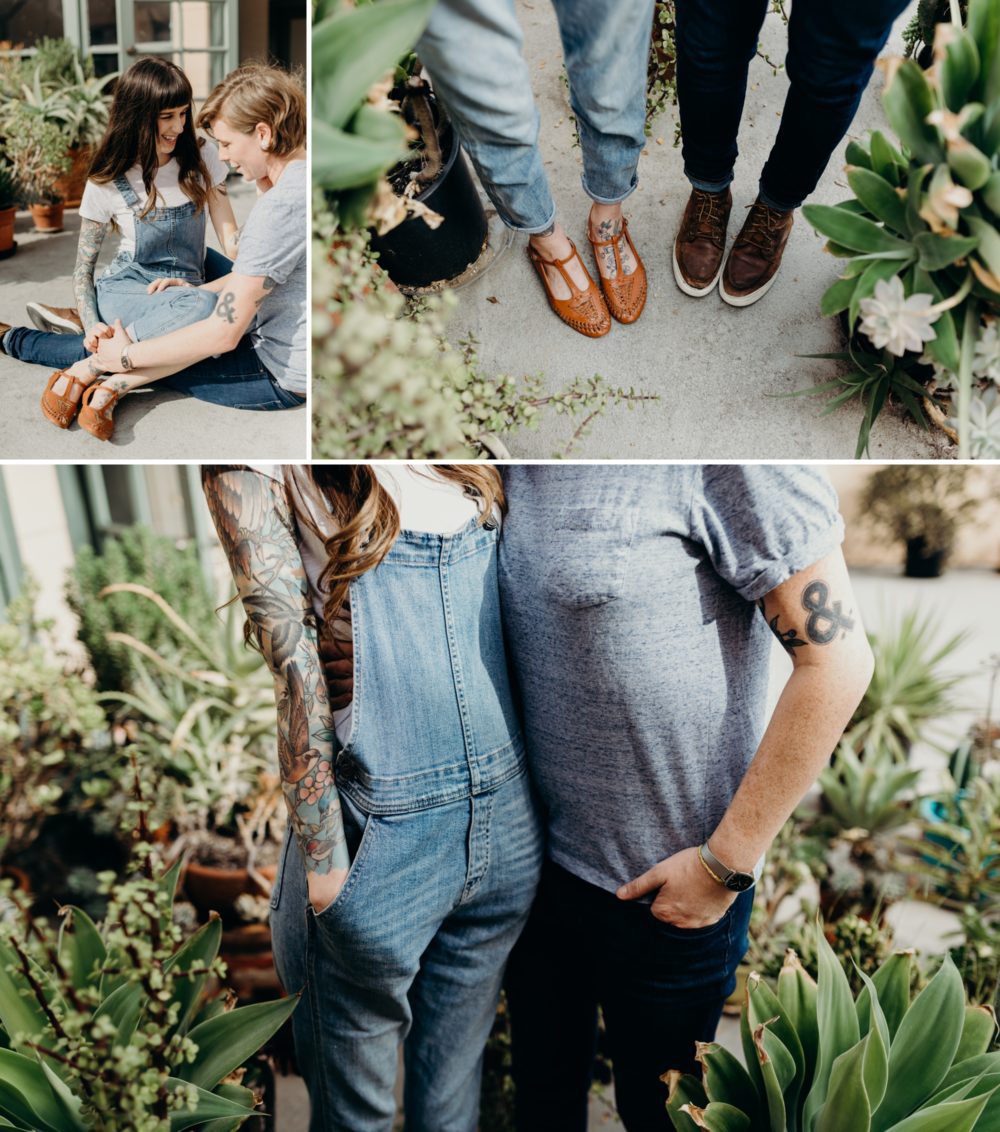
[
  {"x1": 78, "y1": 384, "x2": 121, "y2": 441},
  {"x1": 588, "y1": 218, "x2": 647, "y2": 324},
  {"x1": 40, "y1": 370, "x2": 88, "y2": 429},
  {"x1": 527, "y1": 239, "x2": 611, "y2": 338}
]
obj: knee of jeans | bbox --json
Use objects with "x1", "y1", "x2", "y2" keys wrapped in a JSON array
[
  {"x1": 786, "y1": 54, "x2": 873, "y2": 106},
  {"x1": 172, "y1": 288, "x2": 219, "y2": 322}
]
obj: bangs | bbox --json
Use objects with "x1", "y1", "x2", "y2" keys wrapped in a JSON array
[{"x1": 124, "y1": 58, "x2": 193, "y2": 113}]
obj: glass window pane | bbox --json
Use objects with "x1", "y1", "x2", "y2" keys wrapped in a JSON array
[
  {"x1": 0, "y1": 0, "x2": 63, "y2": 46},
  {"x1": 89, "y1": 0, "x2": 118, "y2": 47},
  {"x1": 102, "y1": 468, "x2": 137, "y2": 528},
  {"x1": 135, "y1": 1, "x2": 172, "y2": 44}
]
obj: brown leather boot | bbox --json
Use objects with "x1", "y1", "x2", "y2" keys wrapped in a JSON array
[
  {"x1": 720, "y1": 199, "x2": 794, "y2": 307},
  {"x1": 672, "y1": 187, "x2": 733, "y2": 297},
  {"x1": 26, "y1": 302, "x2": 84, "y2": 334}
]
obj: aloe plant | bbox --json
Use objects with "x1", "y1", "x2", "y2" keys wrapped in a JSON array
[
  {"x1": 803, "y1": 0, "x2": 1000, "y2": 458},
  {"x1": 667, "y1": 925, "x2": 1000, "y2": 1131},
  {"x1": 312, "y1": 0, "x2": 437, "y2": 228},
  {"x1": 0, "y1": 848, "x2": 297, "y2": 1130}
]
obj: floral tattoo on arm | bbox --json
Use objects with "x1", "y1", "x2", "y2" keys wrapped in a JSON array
[
  {"x1": 203, "y1": 466, "x2": 349, "y2": 874},
  {"x1": 73, "y1": 219, "x2": 109, "y2": 330}
]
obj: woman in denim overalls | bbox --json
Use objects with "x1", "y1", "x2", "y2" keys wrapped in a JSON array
[
  {"x1": 3, "y1": 58, "x2": 238, "y2": 435},
  {"x1": 203, "y1": 464, "x2": 544, "y2": 1132}
]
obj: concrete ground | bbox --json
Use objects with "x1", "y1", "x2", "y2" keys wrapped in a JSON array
[
  {"x1": 0, "y1": 178, "x2": 307, "y2": 459},
  {"x1": 269, "y1": 566, "x2": 996, "y2": 1129},
  {"x1": 439, "y1": 1, "x2": 947, "y2": 459}
]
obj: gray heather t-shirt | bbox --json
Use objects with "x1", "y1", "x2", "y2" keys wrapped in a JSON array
[
  {"x1": 498, "y1": 465, "x2": 844, "y2": 895},
  {"x1": 234, "y1": 159, "x2": 307, "y2": 395}
]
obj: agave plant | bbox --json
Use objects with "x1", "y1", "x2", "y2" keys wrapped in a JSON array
[
  {"x1": 93, "y1": 584, "x2": 279, "y2": 860},
  {"x1": 846, "y1": 607, "x2": 968, "y2": 762},
  {"x1": 312, "y1": 0, "x2": 437, "y2": 228},
  {"x1": 0, "y1": 849, "x2": 297, "y2": 1130},
  {"x1": 667, "y1": 925, "x2": 1000, "y2": 1131},
  {"x1": 918, "y1": 776, "x2": 1000, "y2": 909},
  {"x1": 803, "y1": 0, "x2": 1000, "y2": 458}
]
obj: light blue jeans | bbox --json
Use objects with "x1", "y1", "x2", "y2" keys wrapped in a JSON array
[
  {"x1": 271, "y1": 519, "x2": 544, "y2": 1131},
  {"x1": 418, "y1": 0, "x2": 655, "y2": 231}
]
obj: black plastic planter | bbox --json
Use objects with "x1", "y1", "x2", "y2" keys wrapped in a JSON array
[
  {"x1": 369, "y1": 117, "x2": 488, "y2": 289},
  {"x1": 905, "y1": 536, "x2": 947, "y2": 578}
]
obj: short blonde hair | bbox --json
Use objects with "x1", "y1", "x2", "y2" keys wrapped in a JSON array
[{"x1": 198, "y1": 62, "x2": 306, "y2": 157}]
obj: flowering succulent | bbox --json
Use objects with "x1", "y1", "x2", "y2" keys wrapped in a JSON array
[
  {"x1": 962, "y1": 384, "x2": 1000, "y2": 456},
  {"x1": 803, "y1": 0, "x2": 1000, "y2": 458},
  {"x1": 858, "y1": 275, "x2": 940, "y2": 356}
]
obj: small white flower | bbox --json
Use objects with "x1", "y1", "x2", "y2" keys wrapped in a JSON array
[
  {"x1": 953, "y1": 386, "x2": 1000, "y2": 458},
  {"x1": 918, "y1": 349, "x2": 958, "y2": 390},
  {"x1": 972, "y1": 318, "x2": 1000, "y2": 384},
  {"x1": 859, "y1": 276, "x2": 939, "y2": 357}
]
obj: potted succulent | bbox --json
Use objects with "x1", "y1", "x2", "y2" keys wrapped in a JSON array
[
  {"x1": 666, "y1": 926, "x2": 1000, "y2": 1131},
  {"x1": 903, "y1": 0, "x2": 970, "y2": 66},
  {"x1": 4, "y1": 103, "x2": 71, "y2": 231},
  {"x1": 17, "y1": 57, "x2": 116, "y2": 206},
  {"x1": 94, "y1": 584, "x2": 285, "y2": 925},
  {"x1": 859, "y1": 465, "x2": 979, "y2": 576},
  {"x1": 802, "y1": 0, "x2": 1000, "y2": 458},
  {"x1": 0, "y1": 842, "x2": 298, "y2": 1130},
  {"x1": 0, "y1": 155, "x2": 18, "y2": 259},
  {"x1": 0, "y1": 581, "x2": 106, "y2": 889}
]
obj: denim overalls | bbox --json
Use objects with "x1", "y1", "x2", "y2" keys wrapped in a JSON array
[
  {"x1": 270, "y1": 517, "x2": 544, "y2": 1132},
  {"x1": 95, "y1": 174, "x2": 219, "y2": 342}
]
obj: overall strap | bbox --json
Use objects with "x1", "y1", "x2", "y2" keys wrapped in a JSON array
[{"x1": 114, "y1": 175, "x2": 144, "y2": 212}]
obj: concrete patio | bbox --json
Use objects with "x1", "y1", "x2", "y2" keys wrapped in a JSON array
[
  {"x1": 436, "y1": 0, "x2": 947, "y2": 459},
  {"x1": 0, "y1": 178, "x2": 307, "y2": 459}
]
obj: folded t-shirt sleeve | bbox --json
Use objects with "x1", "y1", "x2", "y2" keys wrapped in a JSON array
[
  {"x1": 690, "y1": 465, "x2": 845, "y2": 602},
  {"x1": 233, "y1": 194, "x2": 304, "y2": 285},
  {"x1": 79, "y1": 180, "x2": 113, "y2": 224}
]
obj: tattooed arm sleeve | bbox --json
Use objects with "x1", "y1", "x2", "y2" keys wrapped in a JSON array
[
  {"x1": 73, "y1": 219, "x2": 109, "y2": 330},
  {"x1": 202, "y1": 465, "x2": 349, "y2": 875}
]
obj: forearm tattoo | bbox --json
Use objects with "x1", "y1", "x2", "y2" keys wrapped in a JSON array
[
  {"x1": 203, "y1": 467, "x2": 347, "y2": 873},
  {"x1": 73, "y1": 219, "x2": 108, "y2": 330},
  {"x1": 215, "y1": 291, "x2": 237, "y2": 324},
  {"x1": 255, "y1": 276, "x2": 276, "y2": 308},
  {"x1": 758, "y1": 578, "x2": 856, "y2": 657}
]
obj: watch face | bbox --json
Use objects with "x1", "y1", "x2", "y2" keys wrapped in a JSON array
[{"x1": 725, "y1": 872, "x2": 755, "y2": 892}]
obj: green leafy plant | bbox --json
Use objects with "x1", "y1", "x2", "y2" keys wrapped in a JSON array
[
  {"x1": 0, "y1": 157, "x2": 18, "y2": 210},
  {"x1": 93, "y1": 585, "x2": 281, "y2": 867},
  {"x1": 802, "y1": 0, "x2": 1000, "y2": 458},
  {"x1": 667, "y1": 925, "x2": 1000, "y2": 1131},
  {"x1": 0, "y1": 841, "x2": 297, "y2": 1130},
  {"x1": 918, "y1": 777, "x2": 1000, "y2": 909},
  {"x1": 860, "y1": 464, "x2": 980, "y2": 562},
  {"x1": 313, "y1": 217, "x2": 657, "y2": 457},
  {"x1": 903, "y1": 0, "x2": 970, "y2": 60},
  {"x1": 2, "y1": 103, "x2": 71, "y2": 205},
  {"x1": 313, "y1": 0, "x2": 437, "y2": 229},
  {"x1": 950, "y1": 904, "x2": 1000, "y2": 1008},
  {"x1": 65, "y1": 525, "x2": 217, "y2": 697},
  {"x1": 818, "y1": 742, "x2": 922, "y2": 837},
  {"x1": 0, "y1": 580, "x2": 106, "y2": 868},
  {"x1": 847, "y1": 607, "x2": 968, "y2": 761},
  {"x1": 17, "y1": 59, "x2": 116, "y2": 148},
  {"x1": 25, "y1": 36, "x2": 94, "y2": 87}
]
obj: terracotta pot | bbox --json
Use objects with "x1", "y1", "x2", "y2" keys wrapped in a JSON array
[
  {"x1": 53, "y1": 145, "x2": 92, "y2": 209},
  {"x1": 29, "y1": 203, "x2": 64, "y2": 233},
  {"x1": 0, "y1": 206, "x2": 16, "y2": 260},
  {"x1": 182, "y1": 858, "x2": 278, "y2": 918}
]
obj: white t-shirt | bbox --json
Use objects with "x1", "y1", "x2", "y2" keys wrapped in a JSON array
[
  {"x1": 248, "y1": 464, "x2": 482, "y2": 744},
  {"x1": 79, "y1": 141, "x2": 228, "y2": 257}
]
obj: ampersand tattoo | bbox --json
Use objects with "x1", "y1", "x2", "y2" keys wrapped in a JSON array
[
  {"x1": 216, "y1": 292, "x2": 237, "y2": 324},
  {"x1": 801, "y1": 580, "x2": 855, "y2": 645}
]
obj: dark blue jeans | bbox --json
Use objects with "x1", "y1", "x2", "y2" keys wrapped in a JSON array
[
  {"x1": 1, "y1": 251, "x2": 303, "y2": 411},
  {"x1": 2, "y1": 326, "x2": 303, "y2": 410},
  {"x1": 675, "y1": 0, "x2": 911, "y2": 210},
  {"x1": 505, "y1": 860, "x2": 753, "y2": 1132}
]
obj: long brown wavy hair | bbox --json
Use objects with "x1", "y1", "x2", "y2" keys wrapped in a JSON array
[
  {"x1": 88, "y1": 57, "x2": 212, "y2": 218},
  {"x1": 286, "y1": 465, "x2": 505, "y2": 627}
]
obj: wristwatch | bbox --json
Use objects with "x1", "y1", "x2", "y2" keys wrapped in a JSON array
[
  {"x1": 698, "y1": 842, "x2": 756, "y2": 892},
  {"x1": 120, "y1": 344, "x2": 133, "y2": 372}
]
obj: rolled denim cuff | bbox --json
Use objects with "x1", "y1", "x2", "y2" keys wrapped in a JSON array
[
  {"x1": 581, "y1": 172, "x2": 639, "y2": 207},
  {"x1": 509, "y1": 204, "x2": 559, "y2": 235},
  {"x1": 685, "y1": 165, "x2": 734, "y2": 194},
  {"x1": 758, "y1": 182, "x2": 799, "y2": 213}
]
